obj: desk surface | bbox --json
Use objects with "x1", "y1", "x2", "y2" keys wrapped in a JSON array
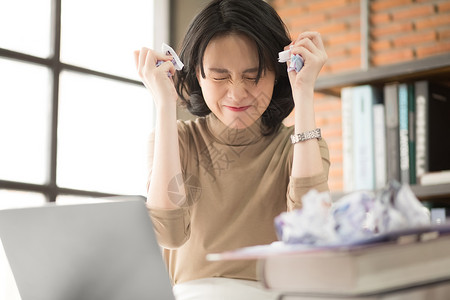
[{"x1": 277, "y1": 279, "x2": 450, "y2": 300}]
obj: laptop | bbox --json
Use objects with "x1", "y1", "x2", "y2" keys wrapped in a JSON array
[{"x1": 0, "y1": 197, "x2": 175, "y2": 300}]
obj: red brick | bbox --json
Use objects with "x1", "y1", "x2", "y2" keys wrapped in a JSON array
[
  {"x1": 325, "y1": 32, "x2": 360, "y2": 47},
  {"x1": 317, "y1": 114, "x2": 342, "y2": 127},
  {"x1": 371, "y1": 48, "x2": 415, "y2": 66},
  {"x1": 276, "y1": 6, "x2": 306, "y2": 19},
  {"x1": 307, "y1": 0, "x2": 348, "y2": 12},
  {"x1": 329, "y1": 181, "x2": 344, "y2": 193},
  {"x1": 324, "y1": 127, "x2": 343, "y2": 138},
  {"x1": 328, "y1": 153, "x2": 343, "y2": 165},
  {"x1": 326, "y1": 47, "x2": 348, "y2": 58},
  {"x1": 438, "y1": 1, "x2": 450, "y2": 13},
  {"x1": 329, "y1": 166, "x2": 344, "y2": 178},
  {"x1": 415, "y1": 14, "x2": 450, "y2": 30},
  {"x1": 271, "y1": 0, "x2": 288, "y2": 10},
  {"x1": 370, "y1": 13, "x2": 391, "y2": 24},
  {"x1": 349, "y1": 46, "x2": 361, "y2": 56},
  {"x1": 347, "y1": 17, "x2": 361, "y2": 29},
  {"x1": 322, "y1": 64, "x2": 333, "y2": 74},
  {"x1": 393, "y1": 31, "x2": 436, "y2": 47},
  {"x1": 290, "y1": 12, "x2": 327, "y2": 28},
  {"x1": 316, "y1": 22, "x2": 348, "y2": 35},
  {"x1": 416, "y1": 41, "x2": 450, "y2": 58},
  {"x1": 392, "y1": 5, "x2": 435, "y2": 21},
  {"x1": 370, "y1": 0, "x2": 413, "y2": 12},
  {"x1": 314, "y1": 92, "x2": 327, "y2": 100},
  {"x1": 439, "y1": 28, "x2": 450, "y2": 40},
  {"x1": 370, "y1": 39, "x2": 391, "y2": 51},
  {"x1": 329, "y1": 5, "x2": 360, "y2": 19},
  {"x1": 328, "y1": 57, "x2": 361, "y2": 73},
  {"x1": 314, "y1": 99, "x2": 342, "y2": 112},
  {"x1": 371, "y1": 22, "x2": 414, "y2": 38}
]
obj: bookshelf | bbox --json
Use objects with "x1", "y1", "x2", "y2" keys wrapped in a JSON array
[
  {"x1": 315, "y1": 52, "x2": 450, "y2": 97},
  {"x1": 315, "y1": 52, "x2": 450, "y2": 202}
]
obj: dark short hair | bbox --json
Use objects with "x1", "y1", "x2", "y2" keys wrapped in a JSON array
[{"x1": 175, "y1": 0, "x2": 294, "y2": 135}]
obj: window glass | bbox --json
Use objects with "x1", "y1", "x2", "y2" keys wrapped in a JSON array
[
  {"x1": 57, "y1": 70, "x2": 153, "y2": 196},
  {"x1": 0, "y1": 0, "x2": 52, "y2": 58},
  {"x1": 0, "y1": 190, "x2": 46, "y2": 209},
  {"x1": 0, "y1": 58, "x2": 51, "y2": 184},
  {"x1": 60, "y1": 0, "x2": 154, "y2": 80},
  {"x1": 56, "y1": 194, "x2": 111, "y2": 205}
]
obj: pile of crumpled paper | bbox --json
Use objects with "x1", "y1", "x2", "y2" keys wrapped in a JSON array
[{"x1": 275, "y1": 181, "x2": 431, "y2": 246}]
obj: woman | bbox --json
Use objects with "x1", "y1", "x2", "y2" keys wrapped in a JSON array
[{"x1": 135, "y1": 0, "x2": 330, "y2": 298}]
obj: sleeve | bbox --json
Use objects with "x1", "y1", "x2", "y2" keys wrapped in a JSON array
[
  {"x1": 286, "y1": 138, "x2": 330, "y2": 211},
  {"x1": 147, "y1": 205, "x2": 191, "y2": 249},
  {"x1": 145, "y1": 122, "x2": 192, "y2": 249}
]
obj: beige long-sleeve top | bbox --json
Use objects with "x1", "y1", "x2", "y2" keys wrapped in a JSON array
[{"x1": 147, "y1": 114, "x2": 330, "y2": 284}]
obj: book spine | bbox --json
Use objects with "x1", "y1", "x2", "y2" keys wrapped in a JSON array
[
  {"x1": 384, "y1": 83, "x2": 400, "y2": 182},
  {"x1": 341, "y1": 87, "x2": 354, "y2": 192},
  {"x1": 408, "y1": 83, "x2": 416, "y2": 185},
  {"x1": 415, "y1": 81, "x2": 429, "y2": 180},
  {"x1": 398, "y1": 83, "x2": 410, "y2": 184},
  {"x1": 427, "y1": 83, "x2": 450, "y2": 172},
  {"x1": 352, "y1": 85, "x2": 375, "y2": 190},
  {"x1": 373, "y1": 102, "x2": 387, "y2": 190}
]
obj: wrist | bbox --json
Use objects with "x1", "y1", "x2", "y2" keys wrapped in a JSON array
[{"x1": 293, "y1": 87, "x2": 314, "y2": 102}]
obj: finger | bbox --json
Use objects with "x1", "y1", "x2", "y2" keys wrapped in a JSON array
[
  {"x1": 286, "y1": 48, "x2": 310, "y2": 73},
  {"x1": 283, "y1": 41, "x2": 293, "y2": 51},
  {"x1": 296, "y1": 31, "x2": 325, "y2": 51},
  {"x1": 160, "y1": 60, "x2": 177, "y2": 77},
  {"x1": 137, "y1": 47, "x2": 150, "y2": 76},
  {"x1": 133, "y1": 50, "x2": 140, "y2": 70},
  {"x1": 291, "y1": 38, "x2": 318, "y2": 58},
  {"x1": 144, "y1": 51, "x2": 176, "y2": 77}
]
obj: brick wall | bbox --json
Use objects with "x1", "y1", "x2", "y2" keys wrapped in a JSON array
[{"x1": 271, "y1": 0, "x2": 450, "y2": 193}]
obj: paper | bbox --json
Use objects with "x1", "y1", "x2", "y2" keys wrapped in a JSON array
[
  {"x1": 275, "y1": 181, "x2": 431, "y2": 246},
  {"x1": 156, "y1": 43, "x2": 184, "y2": 76},
  {"x1": 278, "y1": 49, "x2": 303, "y2": 72}
]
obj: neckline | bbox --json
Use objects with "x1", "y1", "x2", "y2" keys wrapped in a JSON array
[{"x1": 206, "y1": 114, "x2": 264, "y2": 146}]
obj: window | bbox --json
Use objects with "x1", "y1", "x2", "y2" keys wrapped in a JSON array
[
  {"x1": 0, "y1": 0, "x2": 166, "y2": 203},
  {"x1": 1, "y1": 0, "x2": 167, "y2": 297}
]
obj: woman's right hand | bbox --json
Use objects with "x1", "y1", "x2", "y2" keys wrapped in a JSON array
[{"x1": 134, "y1": 47, "x2": 178, "y2": 109}]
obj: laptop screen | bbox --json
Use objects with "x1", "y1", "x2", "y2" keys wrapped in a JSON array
[{"x1": 0, "y1": 198, "x2": 174, "y2": 300}]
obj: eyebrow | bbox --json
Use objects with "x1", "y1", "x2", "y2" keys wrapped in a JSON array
[{"x1": 208, "y1": 67, "x2": 259, "y2": 74}]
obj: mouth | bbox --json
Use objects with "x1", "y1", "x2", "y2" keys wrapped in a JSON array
[{"x1": 224, "y1": 105, "x2": 251, "y2": 112}]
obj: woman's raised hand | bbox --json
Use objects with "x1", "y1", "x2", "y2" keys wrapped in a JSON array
[
  {"x1": 286, "y1": 32, "x2": 327, "y2": 95},
  {"x1": 134, "y1": 47, "x2": 178, "y2": 109}
]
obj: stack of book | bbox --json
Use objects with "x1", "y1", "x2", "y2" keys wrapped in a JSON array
[
  {"x1": 208, "y1": 224, "x2": 450, "y2": 297},
  {"x1": 341, "y1": 81, "x2": 450, "y2": 192}
]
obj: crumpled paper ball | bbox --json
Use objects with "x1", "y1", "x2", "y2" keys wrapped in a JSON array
[{"x1": 275, "y1": 181, "x2": 431, "y2": 246}]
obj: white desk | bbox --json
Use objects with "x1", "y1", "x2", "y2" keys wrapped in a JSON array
[{"x1": 277, "y1": 279, "x2": 450, "y2": 300}]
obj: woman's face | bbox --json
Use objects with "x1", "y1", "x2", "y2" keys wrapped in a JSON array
[{"x1": 197, "y1": 33, "x2": 275, "y2": 129}]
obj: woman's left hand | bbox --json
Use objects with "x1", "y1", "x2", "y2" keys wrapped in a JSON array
[{"x1": 286, "y1": 31, "x2": 327, "y2": 95}]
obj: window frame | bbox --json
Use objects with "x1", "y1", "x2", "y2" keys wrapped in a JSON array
[{"x1": 0, "y1": 0, "x2": 167, "y2": 202}]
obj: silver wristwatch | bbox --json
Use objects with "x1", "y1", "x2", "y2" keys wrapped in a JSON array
[{"x1": 290, "y1": 128, "x2": 321, "y2": 144}]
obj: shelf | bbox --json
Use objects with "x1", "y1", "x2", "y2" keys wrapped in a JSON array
[
  {"x1": 331, "y1": 183, "x2": 450, "y2": 203},
  {"x1": 315, "y1": 52, "x2": 450, "y2": 96},
  {"x1": 411, "y1": 183, "x2": 450, "y2": 202}
]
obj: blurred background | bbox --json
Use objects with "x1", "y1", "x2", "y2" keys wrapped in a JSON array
[{"x1": 1, "y1": 0, "x2": 450, "y2": 298}]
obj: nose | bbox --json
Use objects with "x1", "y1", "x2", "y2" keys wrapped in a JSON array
[{"x1": 227, "y1": 80, "x2": 248, "y2": 103}]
